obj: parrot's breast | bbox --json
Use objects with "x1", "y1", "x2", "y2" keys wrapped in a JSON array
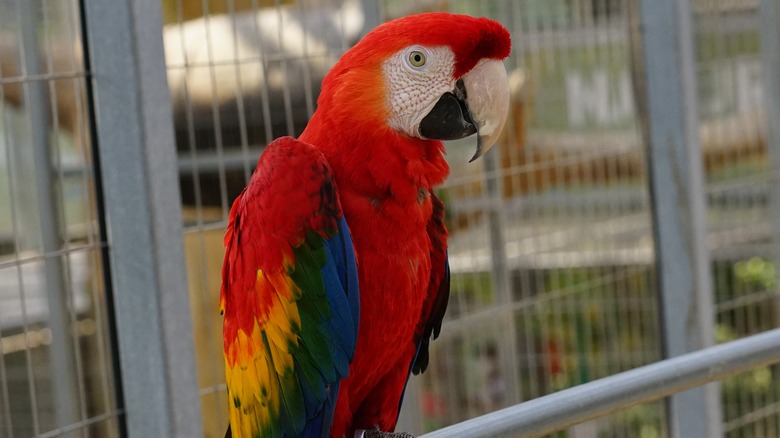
[
  {"x1": 299, "y1": 112, "x2": 450, "y2": 433},
  {"x1": 339, "y1": 188, "x2": 434, "y2": 403}
]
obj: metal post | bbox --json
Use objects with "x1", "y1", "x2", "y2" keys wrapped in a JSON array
[
  {"x1": 638, "y1": 0, "x2": 722, "y2": 436},
  {"x1": 483, "y1": 149, "x2": 521, "y2": 406},
  {"x1": 396, "y1": 375, "x2": 423, "y2": 434},
  {"x1": 17, "y1": 1, "x2": 81, "y2": 434},
  {"x1": 760, "y1": 0, "x2": 780, "y2": 322},
  {"x1": 359, "y1": 0, "x2": 382, "y2": 38},
  {"x1": 81, "y1": 0, "x2": 203, "y2": 436}
]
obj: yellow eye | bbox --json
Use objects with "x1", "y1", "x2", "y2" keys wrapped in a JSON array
[{"x1": 408, "y1": 50, "x2": 426, "y2": 68}]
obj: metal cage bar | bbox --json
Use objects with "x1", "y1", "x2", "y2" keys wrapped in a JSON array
[
  {"x1": 638, "y1": 0, "x2": 722, "y2": 435},
  {"x1": 80, "y1": 0, "x2": 203, "y2": 436},
  {"x1": 16, "y1": 0, "x2": 82, "y2": 433},
  {"x1": 762, "y1": 0, "x2": 780, "y2": 298},
  {"x1": 420, "y1": 327, "x2": 780, "y2": 438}
]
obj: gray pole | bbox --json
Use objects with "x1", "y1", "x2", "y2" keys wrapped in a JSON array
[
  {"x1": 760, "y1": 0, "x2": 780, "y2": 322},
  {"x1": 638, "y1": 0, "x2": 722, "y2": 436},
  {"x1": 81, "y1": 0, "x2": 203, "y2": 436},
  {"x1": 17, "y1": 1, "x2": 81, "y2": 434},
  {"x1": 483, "y1": 149, "x2": 521, "y2": 406},
  {"x1": 359, "y1": 0, "x2": 383, "y2": 37}
]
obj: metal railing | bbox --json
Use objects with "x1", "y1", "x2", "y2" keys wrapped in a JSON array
[{"x1": 420, "y1": 328, "x2": 780, "y2": 438}]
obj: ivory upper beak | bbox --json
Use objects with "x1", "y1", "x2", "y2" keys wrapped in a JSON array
[{"x1": 461, "y1": 59, "x2": 510, "y2": 162}]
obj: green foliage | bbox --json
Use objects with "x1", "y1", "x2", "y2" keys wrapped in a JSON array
[
  {"x1": 734, "y1": 257, "x2": 777, "y2": 291},
  {"x1": 696, "y1": 31, "x2": 760, "y2": 64},
  {"x1": 447, "y1": 271, "x2": 495, "y2": 319},
  {"x1": 716, "y1": 258, "x2": 780, "y2": 436},
  {"x1": 599, "y1": 403, "x2": 665, "y2": 438},
  {"x1": 537, "y1": 267, "x2": 660, "y2": 383}
]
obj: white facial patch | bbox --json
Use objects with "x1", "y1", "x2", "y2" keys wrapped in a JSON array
[{"x1": 382, "y1": 46, "x2": 456, "y2": 138}]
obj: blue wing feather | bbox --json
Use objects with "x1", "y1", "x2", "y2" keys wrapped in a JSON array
[{"x1": 300, "y1": 215, "x2": 359, "y2": 437}]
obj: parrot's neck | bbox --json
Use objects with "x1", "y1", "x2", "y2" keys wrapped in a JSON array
[{"x1": 300, "y1": 115, "x2": 450, "y2": 205}]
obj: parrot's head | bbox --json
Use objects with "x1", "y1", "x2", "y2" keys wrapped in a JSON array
[{"x1": 307, "y1": 12, "x2": 511, "y2": 163}]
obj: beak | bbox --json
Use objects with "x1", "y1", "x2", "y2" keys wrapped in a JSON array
[{"x1": 418, "y1": 59, "x2": 510, "y2": 162}]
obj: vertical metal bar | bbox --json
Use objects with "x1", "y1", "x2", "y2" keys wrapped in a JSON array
[
  {"x1": 396, "y1": 373, "x2": 423, "y2": 434},
  {"x1": 81, "y1": 0, "x2": 203, "y2": 436},
  {"x1": 16, "y1": 1, "x2": 82, "y2": 434},
  {"x1": 638, "y1": 0, "x2": 722, "y2": 437},
  {"x1": 360, "y1": 0, "x2": 382, "y2": 38},
  {"x1": 483, "y1": 149, "x2": 521, "y2": 406},
  {"x1": 77, "y1": 4, "x2": 127, "y2": 437},
  {"x1": 0, "y1": 86, "x2": 23, "y2": 438},
  {"x1": 760, "y1": 0, "x2": 780, "y2": 326}
]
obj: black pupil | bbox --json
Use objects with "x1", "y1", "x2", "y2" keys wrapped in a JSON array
[{"x1": 413, "y1": 54, "x2": 422, "y2": 63}]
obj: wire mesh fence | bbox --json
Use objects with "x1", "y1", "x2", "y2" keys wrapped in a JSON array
[
  {"x1": 414, "y1": 1, "x2": 665, "y2": 435},
  {"x1": 0, "y1": 0, "x2": 121, "y2": 436},
  {"x1": 164, "y1": 0, "x2": 780, "y2": 436},
  {"x1": 163, "y1": 0, "x2": 780, "y2": 437},
  {"x1": 1, "y1": 0, "x2": 779, "y2": 437},
  {"x1": 697, "y1": 0, "x2": 780, "y2": 432}
]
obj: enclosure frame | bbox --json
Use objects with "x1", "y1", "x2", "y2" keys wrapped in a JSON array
[
  {"x1": 58, "y1": 0, "x2": 780, "y2": 436},
  {"x1": 81, "y1": 0, "x2": 203, "y2": 436}
]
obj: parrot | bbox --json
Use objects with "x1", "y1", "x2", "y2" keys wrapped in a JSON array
[{"x1": 220, "y1": 12, "x2": 511, "y2": 438}]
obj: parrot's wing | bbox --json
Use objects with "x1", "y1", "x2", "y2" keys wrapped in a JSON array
[
  {"x1": 412, "y1": 193, "x2": 450, "y2": 375},
  {"x1": 220, "y1": 137, "x2": 359, "y2": 438}
]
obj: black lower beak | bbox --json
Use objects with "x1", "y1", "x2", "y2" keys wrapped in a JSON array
[{"x1": 418, "y1": 79, "x2": 477, "y2": 141}]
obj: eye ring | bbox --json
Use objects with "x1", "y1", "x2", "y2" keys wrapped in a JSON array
[{"x1": 408, "y1": 50, "x2": 426, "y2": 68}]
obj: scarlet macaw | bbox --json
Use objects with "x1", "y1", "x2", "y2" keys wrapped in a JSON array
[{"x1": 220, "y1": 12, "x2": 511, "y2": 438}]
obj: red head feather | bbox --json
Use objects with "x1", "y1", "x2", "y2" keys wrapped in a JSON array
[{"x1": 354, "y1": 13, "x2": 512, "y2": 78}]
